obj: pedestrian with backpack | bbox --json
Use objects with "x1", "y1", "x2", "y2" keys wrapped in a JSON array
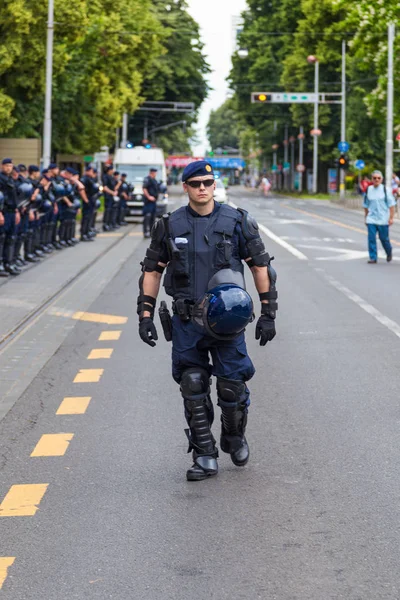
[{"x1": 363, "y1": 170, "x2": 396, "y2": 264}]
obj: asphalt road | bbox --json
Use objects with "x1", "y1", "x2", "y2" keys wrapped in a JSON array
[{"x1": 1, "y1": 188, "x2": 400, "y2": 599}]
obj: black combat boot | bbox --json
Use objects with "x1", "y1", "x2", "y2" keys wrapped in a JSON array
[
  {"x1": 143, "y1": 214, "x2": 152, "y2": 238},
  {"x1": 0, "y1": 232, "x2": 9, "y2": 277},
  {"x1": 181, "y1": 368, "x2": 218, "y2": 482},
  {"x1": 14, "y1": 235, "x2": 26, "y2": 267},
  {"x1": 4, "y1": 236, "x2": 21, "y2": 276},
  {"x1": 24, "y1": 230, "x2": 40, "y2": 262},
  {"x1": 217, "y1": 378, "x2": 250, "y2": 467},
  {"x1": 80, "y1": 215, "x2": 94, "y2": 241}
]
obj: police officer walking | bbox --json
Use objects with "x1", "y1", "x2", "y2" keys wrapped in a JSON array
[
  {"x1": 138, "y1": 161, "x2": 278, "y2": 481},
  {"x1": 142, "y1": 167, "x2": 159, "y2": 238}
]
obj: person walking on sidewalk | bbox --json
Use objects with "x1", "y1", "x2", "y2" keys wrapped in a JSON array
[{"x1": 363, "y1": 170, "x2": 396, "y2": 264}]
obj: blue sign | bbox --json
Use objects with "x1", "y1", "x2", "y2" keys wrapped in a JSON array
[
  {"x1": 355, "y1": 159, "x2": 365, "y2": 170},
  {"x1": 207, "y1": 157, "x2": 246, "y2": 169},
  {"x1": 338, "y1": 141, "x2": 350, "y2": 153}
]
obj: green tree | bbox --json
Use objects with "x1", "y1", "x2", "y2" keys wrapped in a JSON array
[{"x1": 206, "y1": 99, "x2": 240, "y2": 150}]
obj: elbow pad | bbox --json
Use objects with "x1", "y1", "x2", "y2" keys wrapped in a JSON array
[
  {"x1": 238, "y1": 208, "x2": 271, "y2": 267},
  {"x1": 141, "y1": 219, "x2": 166, "y2": 273}
]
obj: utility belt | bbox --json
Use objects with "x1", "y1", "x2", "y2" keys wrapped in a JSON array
[
  {"x1": 172, "y1": 299, "x2": 203, "y2": 322},
  {"x1": 3, "y1": 206, "x2": 16, "y2": 213}
]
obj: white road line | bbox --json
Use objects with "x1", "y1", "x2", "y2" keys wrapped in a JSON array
[
  {"x1": 322, "y1": 272, "x2": 400, "y2": 340},
  {"x1": 229, "y1": 200, "x2": 308, "y2": 261}
]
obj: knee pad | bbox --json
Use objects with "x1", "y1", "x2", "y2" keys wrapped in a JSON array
[
  {"x1": 180, "y1": 368, "x2": 210, "y2": 400},
  {"x1": 217, "y1": 377, "x2": 246, "y2": 405}
]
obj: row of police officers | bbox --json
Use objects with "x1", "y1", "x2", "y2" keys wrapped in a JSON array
[{"x1": 0, "y1": 158, "x2": 113, "y2": 277}]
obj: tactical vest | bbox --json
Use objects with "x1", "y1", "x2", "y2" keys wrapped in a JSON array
[{"x1": 163, "y1": 204, "x2": 244, "y2": 302}]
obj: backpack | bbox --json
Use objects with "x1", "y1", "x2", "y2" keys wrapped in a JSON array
[{"x1": 365, "y1": 185, "x2": 388, "y2": 206}]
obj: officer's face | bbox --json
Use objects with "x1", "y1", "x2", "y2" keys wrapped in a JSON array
[
  {"x1": 2, "y1": 164, "x2": 13, "y2": 176},
  {"x1": 184, "y1": 176, "x2": 216, "y2": 206}
]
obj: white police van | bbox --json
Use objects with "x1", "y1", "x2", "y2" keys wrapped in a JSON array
[{"x1": 114, "y1": 147, "x2": 168, "y2": 219}]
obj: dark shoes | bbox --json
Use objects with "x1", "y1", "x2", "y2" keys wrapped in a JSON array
[
  {"x1": 220, "y1": 436, "x2": 250, "y2": 467},
  {"x1": 186, "y1": 456, "x2": 219, "y2": 482},
  {"x1": 387, "y1": 253, "x2": 393, "y2": 262},
  {"x1": 368, "y1": 259, "x2": 377, "y2": 264}
]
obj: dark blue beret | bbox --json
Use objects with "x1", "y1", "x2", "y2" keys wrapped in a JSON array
[
  {"x1": 85, "y1": 165, "x2": 94, "y2": 171},
  {"x1": 17, "y1": 164, "x2": 27, "y2": 171},
  {"x1": 13, "y1": 166, "x2": 20, "y2": 173},
  {"x1": 114, "y1": 171, "x2": 120, "y2": 176},
  {"x1": 28, "y1": 165, "x2": 40, "y2": 173},
  {"x1": 2, "y1": 158, "x2": 12, "y2": 165},
  {"x1": 48, "y1": 162, "x2": 57, "y2": 170},
  {"x1": 93, "y1": 168, "x2": 98, "y2": 173},
  {"x1": 121, "y1": 173, "x2": 127, "y2": 177},
  {"x1": 65, "y1": 167, "x2": 76, "y2": 175},
  {"x1": 182, "y1": 161, "x2": 214, "y2": 182}
]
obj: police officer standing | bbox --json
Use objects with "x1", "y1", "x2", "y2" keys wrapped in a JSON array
[
  {"x1": 138, "y1": 161, "x2": 278, "y2": 481},
  {"x1": 102, "y1": 166, "x2": 117, "y2": 231},
  {"x1": 142, "y1": 167, "x2": 159, "y2": 238},
  {"x1": 0, "y1": 158, "x2": 21, "y2": 275},
  {"x1": 81, "y1": 165, "x2": 99, "y2": 241}
]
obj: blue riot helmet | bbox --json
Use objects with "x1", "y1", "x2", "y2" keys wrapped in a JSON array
[
  {"x1": 51, "y1": 181, "x2": 66, "y2": 199},
  {"x1": 18, "y1": 181, "x2": 34, "y2": 199},
  {"x1": 73, "y1": 198, "x2": 81, "y2": 210},
  {"x1": 95, "y1": 199, "x2": 101, "y2": 209},
  {"x1": 195, "y1": 284, "x2": 254, "y2": 340}
]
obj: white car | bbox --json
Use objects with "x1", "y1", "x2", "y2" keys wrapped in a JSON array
[{"x1": 214, "y1": 179, "x2": 228, "y2": 204}]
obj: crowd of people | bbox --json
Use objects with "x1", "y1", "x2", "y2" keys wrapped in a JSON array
[{"x1": 0, "y1": 158, "x2": 132, "y2": 279}]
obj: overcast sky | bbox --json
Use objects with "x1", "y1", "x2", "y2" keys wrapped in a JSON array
[{"x1": 187, "y1": 0, "x2": 248, "y2": 156}]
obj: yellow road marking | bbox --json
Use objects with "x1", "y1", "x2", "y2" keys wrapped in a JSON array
[
  {"x1": 56, "y1": 396, "x2": 92, "y2": 415},
  {"x1": 96, "y1": 233, "x2": 124, "y2": 238},
  {"x1": 87, "y1": 348, "x2": 114, "y2": 360},
  {"x1": 0, "y1": 557, "x2": 15, "y2": 589},
  {"x1": 31, "y1": 433, "x2": 74, "y2": 457},
  {"x1": 128, "y1": 232, "x2": 143, "y2": 236},
  {"x1": 73, "y1": 369, "x2": 104, "y2": 383},
  {"x1": 72, "y1": 311, "x2": 128, "y2": 325},
  {"x1": 285, "y1": 204, "x2": 400, "y2": 247},
  {"x1": 0, "y1": 484, "x2": 48, "y2": 517},
  {"x1": 99, "y1": 330, "x2": 121, "y2": 341}
]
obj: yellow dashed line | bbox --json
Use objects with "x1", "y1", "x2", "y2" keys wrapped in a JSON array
[
  {"x1": 0, "y1": 557, "x2": 15, "y2": 589},
  {"x1": 72, "y1": 311, "x2": 128, "y2": 325},
  {"x1": 99, "y1": 330, "x2": 121, "y2": 341},
  {"x1": 73, "y1": 369, "x2": 104, "y2": 383},
  {"x1": 285, "y1": 204, "x2": 400, "y2": 247},
  {"x1": 87, "y1": 348, "x2": 114, "y2": 360},
  {"x1": 56, "y1": 396, "x2": 92, "y2": 415},
  {"x1": 128, "y1": 232, "x2": 143, "y2": 236},
  {"x1": 31, "y1": 433, "x2": 74, "y2": 457},
  {"x1": 0, "y1": 484, "x2": 48, "y2": 517}
]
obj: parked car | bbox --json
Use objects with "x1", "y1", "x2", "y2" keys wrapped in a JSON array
[{"x1": 214, "y1": 178, "x2": 228, "y2": 204}]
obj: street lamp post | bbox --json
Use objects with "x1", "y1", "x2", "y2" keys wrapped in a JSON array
[
  {"x1": 289, "y1": 136, "x2": 295, "y2": 191},
  {"x1": 308, "y1": 55, "x2": 319, "y2": 194},
  {"x1": 340, "y1": 40, "x2": 346, "y2": 201},
  {"x1": 298, "y1": 126, "x2": 305, "y2": 193},
  {"x1": 283, "y1": 125, "x2": 289, "y2": 190},
  {"x1": 43, "y1": 0, "x2": 54, "y2": 167},
  {"x1": 386, "y1": 23, "x2": 395, "y2": 187}
]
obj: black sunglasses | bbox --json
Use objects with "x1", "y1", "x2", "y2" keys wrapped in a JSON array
[{"x1": 186, "y1": 179, "x2": 215, "y2": 188}]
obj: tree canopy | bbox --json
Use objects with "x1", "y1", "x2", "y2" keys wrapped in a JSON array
[
  {"x1": 0, "y1": 0, "x2": 209, "y2": 156},
  {"x1": 206, "y1": 99, "x2": 240, "y2": 151},
  {"x1": 227, "y1": 0, "x2": 400, "y2": 183}
]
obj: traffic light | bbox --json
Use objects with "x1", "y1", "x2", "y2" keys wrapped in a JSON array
[
  {"x1": 338, "y1": 153, "x2": 349, "y2": 169},
  {"x1": 251, "y1": 93, "x2": 272, "y2": 103}
]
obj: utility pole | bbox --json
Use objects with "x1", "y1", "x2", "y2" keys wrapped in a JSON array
[
  {"x1": 298, "y1": 126, "x2": 304, "y2": 193},
  {"x1": 340, "y1": 40, "x2": 346, "y2": 201},
  {"x1": 43, "y1": 0, "x2": 54, "y2": 167},
  {"x1": 313, "y1": 60, "x2": 319, "y2": 193},
  {"x1": 121, "y1": 113, "x2": 128, "y2": 148},
  {"x1": 283, "y1": 125, "x2": 289, "y2": 190},
  {"x1": 289, "y1": 136, "x2": 295, "y2": 191},
  {"x1": 386, "y1": 23, "x2": 395, "y2": 187},
  {"x1": 115, "y1": 127, "x2": 120, "y2": 151},
  {"x1": 144, "y1": 117, "x2": 149, "y2": 141}
]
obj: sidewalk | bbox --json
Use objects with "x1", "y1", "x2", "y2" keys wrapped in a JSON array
[{"x1": 0, "y1": 226, "x2": 139, "y2": 345}]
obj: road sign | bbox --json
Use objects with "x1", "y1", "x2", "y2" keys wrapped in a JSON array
[
  {"x1": 94, "y1": 151, "x2": 109, "y2": 162},
  {"x1": 283, "y1": 162, "x2": 290, "y2": 171},
  {"x1": 251, "y1": 92, "x2": 317, "y2": 104},
  {"x1": 338, "y1": 141, "x2": 350, "y2": 152},
  {"x1": 310, "y1": 129, "x2": 322, "y2": 136},
  {"x1": 271, "y1": 165, "x2": 278, "y2": 172},
  {"x1": 355, "y1": 159, "x2": 365, "y2": 170},
  {"x1": 396, "y1": 132, "x2": 400, "y2": 141},
  {"x1": 83, "y1": 155, "x2": 93, "y2": 162},
  {"x1": 296, "y1": 164, "x2": 306, "y2": 173}
]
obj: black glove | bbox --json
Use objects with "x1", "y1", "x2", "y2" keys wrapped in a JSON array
[
  {"x1": 139, "y1": 317, "x2": 158, "y2": 347},
  {"x1": 255, "y1": 314, "x2": 276, "y2": 346}
]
